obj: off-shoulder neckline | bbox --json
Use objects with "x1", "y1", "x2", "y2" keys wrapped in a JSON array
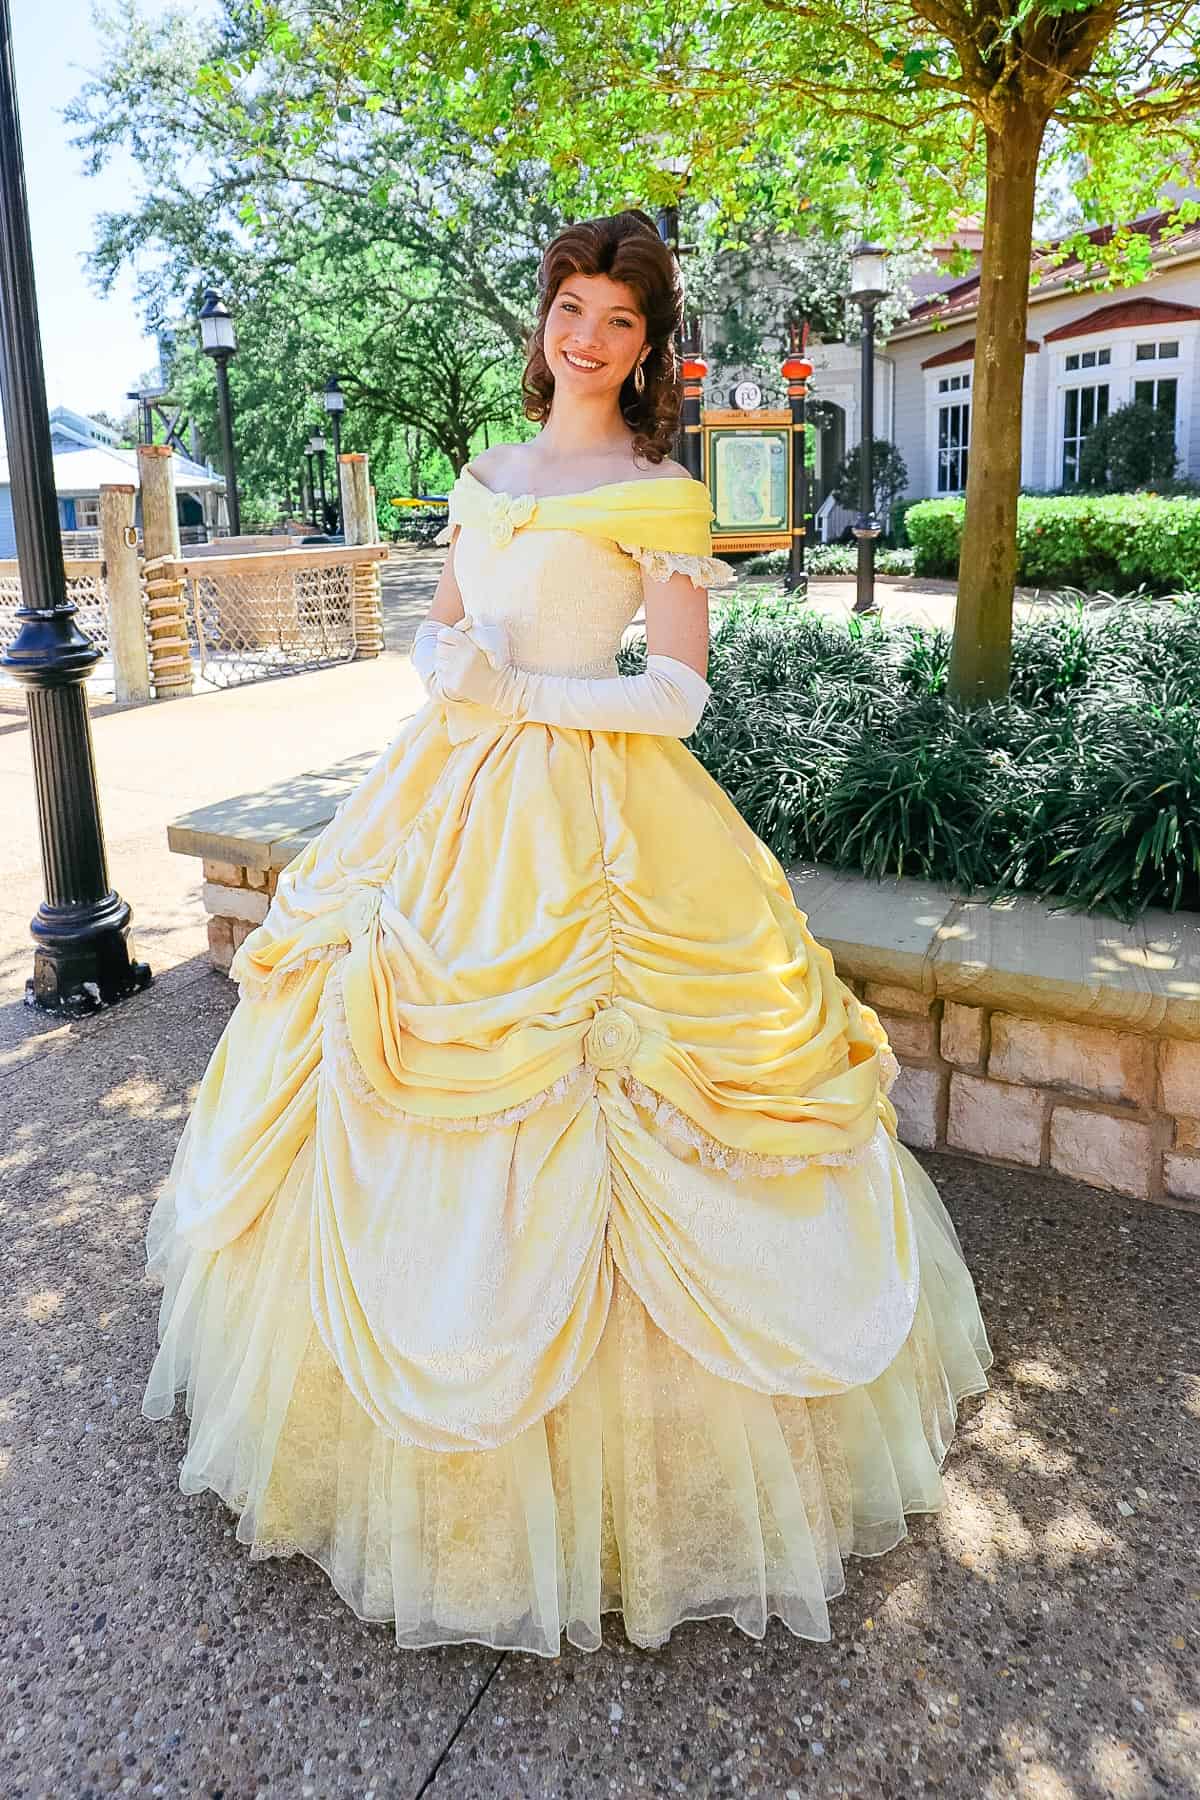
[{"x1": 460, "y1": 465, "x2": 706, "y2": 504}]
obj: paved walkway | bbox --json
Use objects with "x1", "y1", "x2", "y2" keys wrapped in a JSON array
[
  {"x1": 1, "y1": 955, "x2": 1195, "y2": 1798},
  {"x1": 1, "y1": 547, "x2": 1196, "y2": 1797}
]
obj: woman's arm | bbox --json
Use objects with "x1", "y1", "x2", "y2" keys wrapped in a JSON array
[
  {"x1": 427, "y1": 521, "x2": 467, "y2": 626},
  {"x1": 641, "y1": 562, "x2": 710, "y2": 682},
  {"x1": 412, "y1": 521, "x2": 467, "y2": 694}
]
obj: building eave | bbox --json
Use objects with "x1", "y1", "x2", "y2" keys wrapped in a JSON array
[{"x1": 887, "y1": 239, "x2": 1200, "y2": 345}]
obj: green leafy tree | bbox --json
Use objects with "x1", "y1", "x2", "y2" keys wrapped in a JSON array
[
  {"x1": 1077, "y1": 398, "x2": 1179, "y2": 492},
  {"x1": 270, "y1": 0, "x2": 1200, "y2": 703},
  {"x1": 69, "y1": 3, "x2": 901, "y2": 495},
  {"x1": 78, "y1": 1, "x2": 1200, "y2": 701},
  {"x1": 698, "y1": 235, "x2": 934, "y2": 406},
  {"x1": 65, "y1": 4, "x2": 558, "y2": 504},
  {"x1": 831, "y1": 440, "x2": 909, "y2": 520}
]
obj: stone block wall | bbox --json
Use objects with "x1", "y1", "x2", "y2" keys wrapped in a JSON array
[
  {"x1": 841, "y1": 976, "x2": 1199, "y2": 1208},
  {"x1": 201, "y1": 859, "x2": 281, "y2": 972}
]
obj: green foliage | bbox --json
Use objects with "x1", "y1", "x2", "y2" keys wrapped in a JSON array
[
  {"x1": 890, "y1": 497, "x2": 923, "y2": 548},
  {"x1": 1077, "y1": 398, "x2": 1179, "y2": 491},
  {"x1": 905, "y1": 494, "x2": 1200, "y2": 592},
  {"x1": 742, "y1": 546, "x2": 915, "y2": 576},
  {"x1": 71, "y1": 0, "x2": 1200, "y2": 710},
  {"x1": 674, "y1": 592, "x2": 1200, "y2": 919},
  {"x1": 830, "y1": 439, "x2": 909, "y2": 517},
  {"x1": 66, "y1": 3, "x2": 548, "y2": 505},
  {"x1": 904, "y1": 500, "x2": 965, "y2": 577}
]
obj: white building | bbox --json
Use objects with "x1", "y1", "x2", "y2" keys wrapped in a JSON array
[
  {"x1": 0, "y1": 407, "x2": 226, "y2": 555},
  {"x1": 806, "y1": 212, "x2": 1200, "y2": 534}
]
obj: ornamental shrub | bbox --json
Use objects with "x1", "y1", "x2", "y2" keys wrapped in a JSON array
[
  {"x1": 905, "y1": 493, "x2": 1200, "y2": 592},
  {"x1": 664, "y1": 589, "x2": 1200, "y2": 920},
  {"x1": 1078, "y1": 398, "x2": 1178, "y2": 491},
  {"x1": 831, "y1": 439, "x2": 910, "y2": 519}
]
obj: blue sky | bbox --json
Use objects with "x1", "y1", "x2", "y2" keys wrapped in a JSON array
[{"x1": 12, "y1": 0, "x2": 205, "y2": 420}]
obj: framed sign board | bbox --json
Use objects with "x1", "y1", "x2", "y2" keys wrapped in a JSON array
[{"x1": 701, "y1": 408, "x2": 792, "y2": 552}]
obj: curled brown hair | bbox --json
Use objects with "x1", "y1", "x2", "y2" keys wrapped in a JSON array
[{"x1": 522, "y1": 209, "x2": 685, "y2": 466}]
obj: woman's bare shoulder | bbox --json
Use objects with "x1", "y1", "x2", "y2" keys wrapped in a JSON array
[
  {"x1": 633, "y1": 457, "x2": 694, "y2": 483},
  {"x1": 464, "y1": 443, "x2": 696, "y2": 491},
  {"x1": 462, "y1": 444, "x2": 515, "y2": 487}
]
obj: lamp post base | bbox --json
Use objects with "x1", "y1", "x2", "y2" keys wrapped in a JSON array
[
  {"x1": 25, "y1": 896, "x2": 153, "y2": 1014},
  {"x1": 8, "y1": 638, "x2": 154, "y2": 1016}
]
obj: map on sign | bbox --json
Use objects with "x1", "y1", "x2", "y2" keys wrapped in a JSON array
[{"x1": 712, "y1": 431, "x2": 788, "y2": 530}]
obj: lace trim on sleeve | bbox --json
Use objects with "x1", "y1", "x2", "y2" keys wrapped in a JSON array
[{"x1": 616, "y1": 541, "x2": 738, "y2": 590}]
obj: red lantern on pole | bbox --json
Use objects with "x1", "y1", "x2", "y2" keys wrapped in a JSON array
[{"x1": 780, "y1": 330, "x2": 814, "y2": 594}]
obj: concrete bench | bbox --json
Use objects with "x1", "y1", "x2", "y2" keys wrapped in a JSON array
[{"x1": 170, "y1": 766, "x2": 1200, "y2": 1209}]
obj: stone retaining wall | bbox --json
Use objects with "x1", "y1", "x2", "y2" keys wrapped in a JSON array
[
  {"x1": 838, "y1": 975, "x2": 1198, "y2": 1206},
  {"x1": 200, "y1": 858, "x2": 281, "y2": 974}
]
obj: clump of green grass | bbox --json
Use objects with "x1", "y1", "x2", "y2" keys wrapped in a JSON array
[{"x1": 676, "y1": 591, "x2": 1200, "y2": 920}]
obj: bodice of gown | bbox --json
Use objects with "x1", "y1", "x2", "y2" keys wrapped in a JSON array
[{"x1": 452, "y1": 525, "x2": 644, "y2": 679}]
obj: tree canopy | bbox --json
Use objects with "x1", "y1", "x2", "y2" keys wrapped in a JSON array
[{"x1": 233, "y1": 0, "x2": 1200, "y2": 698}]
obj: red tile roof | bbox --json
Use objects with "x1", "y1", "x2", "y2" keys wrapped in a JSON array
[
  {"x1": 921, "y1": 336, "x2": 1039, "y2": 368},
  {"x1": 1042, "y1": 296, "x2": 1200, "y2": 340},
  {"x1": 905, "y1": 212, "x2": 1200, "y2": 329}
]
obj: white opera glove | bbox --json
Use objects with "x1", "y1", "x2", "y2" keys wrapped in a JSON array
[
  {"x1": 411, "y1": 619, "x2": 442, "y2": 698},
  {"x1": 434, "y1": 620, "x2": 712, "y2": 738}
]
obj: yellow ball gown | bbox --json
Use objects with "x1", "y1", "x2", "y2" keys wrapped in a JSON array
[{"x1": 142, "y1": 465, "x2": 993, "y2": 1656}]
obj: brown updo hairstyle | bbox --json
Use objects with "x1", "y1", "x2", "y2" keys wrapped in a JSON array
[{"x1": 522, "y1": 208, "x2": 685, "y2": 466}]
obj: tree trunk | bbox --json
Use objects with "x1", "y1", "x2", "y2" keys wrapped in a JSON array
[{"x1": 948, "y1": 105, "x2": 1047, "y2": 705}]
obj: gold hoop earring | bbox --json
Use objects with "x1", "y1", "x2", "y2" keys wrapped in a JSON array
[{"x1": 634, "y1": 358, "x2": 646, "y2": 396}]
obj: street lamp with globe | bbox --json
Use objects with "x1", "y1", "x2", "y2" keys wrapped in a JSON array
[
  {"x1": 849, "y1": 244, "x2": 890, "y2": 615},
  {"x1": 322, "y1": 377, "x2": 346, "y2": 530},
  {"x1": 198, "y1": 288, "x2": 242, "y2": 537}
]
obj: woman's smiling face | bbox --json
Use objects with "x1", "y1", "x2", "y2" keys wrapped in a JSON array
[{"x1": 544, "y1": 271, "x2": 649, "y2": 398}]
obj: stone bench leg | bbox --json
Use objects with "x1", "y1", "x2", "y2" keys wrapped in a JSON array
[{"x1": 201, "y1": 859, "x2": 280, "y2": 971}]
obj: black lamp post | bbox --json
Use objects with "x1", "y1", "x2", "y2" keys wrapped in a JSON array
[
  {"x1": 322, "y1": 376, "x2": 345, "y2": 530},
  {"x1": 849, "y1": 243, "x2": 890, "y2": 616},
  {"x1": 679, "y1": 313, "x2": 707, "y2": 484},
  {"x1": 0, "y1": 0, "x2": 151, "y2": 1012},
  {"x1": 198, "y1": 288, "x2": 241, "y2": 537},
  {"x1": 781, "y1": 318, "x2": 813, "y2": 596},
  {"x1": 302, "y1": 449, "x2": 315, "y2": 526}
]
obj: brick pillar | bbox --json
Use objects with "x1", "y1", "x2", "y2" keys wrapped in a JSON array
[
  {"x1": 100, "y1": 482, "x2": 151, "y2": 704},
  {"x1": 138, "y1": 445, "x2": 192, "y2": 697}
]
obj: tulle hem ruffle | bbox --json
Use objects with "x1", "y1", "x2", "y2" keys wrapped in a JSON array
[{"x1": 142, "y1": 1134, "x2": 992, "y2": 1658}]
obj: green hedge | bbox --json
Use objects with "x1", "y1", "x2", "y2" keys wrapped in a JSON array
[{"x1": 905, "y1": 494, "x2": 1200, "y2": 592}]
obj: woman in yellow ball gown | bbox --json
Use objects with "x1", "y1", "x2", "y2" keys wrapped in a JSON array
[{"x1": 141, "y1": 209, "x2": 992, "y2": 1656}]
